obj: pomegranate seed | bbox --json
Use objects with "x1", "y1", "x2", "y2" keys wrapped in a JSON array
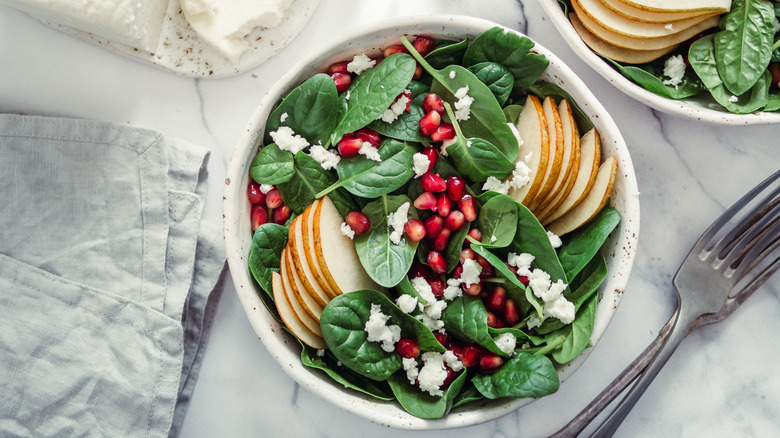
[
  {"x1": 458, "y1": 195, "x2": 477, "y2": 221},
  {"x1": 413, "y1": 64, "x2": 423, "y2": 80},
  {"x1": 479, "y1": 287, "x2": 490, "y2": 301},
  {"x1": 504, "y1": 262, "x2": 518, "y2": 276},
  {"x1": 486, "y1": 310, "x2": 498, "y2": 328},
  {"x1": 247, "y1": 181, "x2": 265, "y2": 204},
  {"x1": 421, "y1": 147, "x2": 438, "y2": 172},
  {"x1": 423, "y1": 93, "x2": 445, "y2": 114},
  {"x1": 419, "y1": 111, "x2": 441, "y2": 136},
  {"x1": 459, "y1": 248, "x2": 476, "y2": 264},
  {"x1": 427, "y1": 250, "x2": 448, "y2": 274},
  {"x1": 441, "y1": 365, "x2": 457, "y2": 388},
  {"x1": 403, "y1": 218, "x2": 426, "y2": 241},
  {"x1": 430, "y1": 123, "x2": 456, "y2": 142},
  {"x1": 451, "y1": 264, "x2": 463, "y2": 279},
  {"x1": 428, "y1": 277, "x2": 445, "y2": 297},
  {"x1": 770, "y1": 63, "x2": 780, "y2": 89},
  {"x1": 476, "y1": 256, "x2": 494, "y2": 278},
  {"x1": 345, "y1": 211, "x2": 371, "y2": 235},
  {"x1": 436, "y1": 194, "x2": 451, "y2": 217},
  {"x1": 444, "y1": 210, "x2": 466, "y2": 231},
  {"x1": 486, "y1": 286, "x2": 507, "y2": 314},
  {"x1": 462, "y1": 344, "x2": 483, "y2": 367},
  {"x1": 337, "y1": 136, "x2": 363, "y2": 157},
  {"x1": 504, "y1": 298, "x2": 520, "y2": 326},
  {"x1": 423, "y1": 215, "x2": 444, "y2": 238},
  {"x1": 355, "y1": 128, "x2": 381, "y2": 149},
  {"x1": 328, "y1": 61, "x2": 350, "y2": 75},
  {"x1": 251, "y1": 204, "x2": 268, "y2": 231},
  {"x1": 433, "y1": 332, "x2": 448, "y2": 346},
  {"x1": 449, "y1": 343, "x2": 465, "y2": 362},
  {"x1": 420, "y1": 173, "x2": 447, "y2": 193},
  {"x1": 480, "y1": 353, "x2": 504, "y2": 371},
  {"x1": 397, "y1": 339, "x2": 421, "y2": 359},
  {"x1": 431, "y1": 228, "x2": 451, "y2": 252},
  {"x1": 331, "y1": 72, "x2": 351, "y2": 93},
  {"x1": 446, "y1": 176, "x2": 466, "y2": 201},
  {"x1": 462, "y1": 281, "x2": 482, "y2": 296},
  {"x1": 384, "y1": 44, "x2": 407, "y2": 57},
  {"x1": 265, "y1": 188, "x2": 283, "y2": 209},
  {"x1": 413, "y1": 35, "x2": 436, "y2": 57},
  {"x1": 272, "y1": 204, "x2": 292, "y2": 225},
  {"x1": 409, "y1": 262, "x2": 431, "y2": 279},
  {"x1": 494, "y1": 318, "x2": 505, "y2": 329},
  {"x1": 518, "y1": 275, "x2": 530, "y2": 286},
  {"x1": 467, "y1": 228, "x2": 482, "y2": 244},
  {"x1": 413, "y1": 191, "x2": 438, "y2": 211}
]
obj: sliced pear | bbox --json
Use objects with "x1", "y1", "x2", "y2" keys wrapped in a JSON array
[
  {"x1": 529, "y1": 96, "x2": 565, "y2": 211},
  {"x1": 288, "y1": 208, "x2": 332, "y2": 307},
  {"x1": 313, "y1": 196, "x2": 379, "y2": 295},
  {"x1": 276, "y1": 255, "x2": 322, "y2": 335},
  {"x1": 570, "y1": 13, "x2": 677, "y2": 63},
  {"x1": 542, "y1": 128, "x2": 601, "y2": 225},
  {"x1": 601, "y1": 0, "x2": 718, "y2": 23},
  {"x1": 573, "y1": 0, "x2": 720, "y2": 51},
  {"x1": 614, "y1": 0, "x2": 731, "y2": 13},
  {"x1": 577, "y1": 0, "x2": 719, "y2": 38},
  {"x1": 507, "y1": 95, "x2": 550, "y2": 206},
  {"x1": 547, "y1": 156, "x2": 618, "y2": 236},
  {"x1": 272, "y1": 272, "x2": 326, "y2": 349},
  {"x1": 535, "y1": 99, "x2": 581, "y2": 219},
  {"x1": 302, "y1": 199, "x2": 340, "y2": 299},
  {"x1": 284, "y1": 247, "x2": 323, "y2": 320}
]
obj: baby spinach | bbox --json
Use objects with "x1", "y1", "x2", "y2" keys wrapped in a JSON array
[
  {"x1": 476, "y1": 193, "x2": 519, "y2": 249},
  {"x1": 249, "y1": 144, "x2": 295, "y2": 185},
  {"x1": 330, "y1": 54, "x2": 417, "y2": 145},
  {"x1": 509, "y1": 203, "x2": 567, "y2": 283},
  {"x1": 277, "y1": 152, "x2": 357, "y2": 216},
  {"x1": 425, "y1": 37, "x2": 469, "y2": 70},
  {"x1": 320, "y1": 289, "x2": 444, "y2": 381},
  {"x1": 354, "y1": 195, "x2": 420, "y2": 287},
  {"x1": 368, "y1": 103, "x2": 427, "y2": 142},
  {"x1": 471, "y1": 351, "x2": 559, "y2": 399},
  {"x1": 462, "y1": 26, "x2": 549, "y2": 93},
  {"x1": 548, "y1": 293, "x2": 597, "y2": 364},
  {"x1": 557, "y1": 207, "x2": 620, "y2": 281},
  {"x1": 317, "y1": 139, "x2": 416, "y2": 199},
  {"x1": 714, "y1": 0, "x2": 776, "y2": 95},
  {"x1": 605, "y1": 58, "x2": 705, "y2": 100},
  {"x1": 467, "y1": 62, "x2": 514, "y2": 106},
  {"x1": 248, "y1": 222, "x2": 288, "y2": 298},
  {"x1": 528, "y1": 82, "x2": 593, "y2": 132},
  {"x1": 452, "y1": 384, "x2": 484, "y2": 408},
  {"x1": 441, "y1": 295, "x2": 506, "y2": 356},
  {"x1": 264, "y1": 73, "x2": 340, "y2": 147},
  {"x1": 503, "y1": 104, "x2": 523, "y2": 124},
  {"x1": 388, "y1": 369, "x2": 467, "y2": 419}
]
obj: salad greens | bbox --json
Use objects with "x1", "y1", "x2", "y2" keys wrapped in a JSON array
[{"x1": 246, "y1": 27, "x2": 622, "y2": 419}]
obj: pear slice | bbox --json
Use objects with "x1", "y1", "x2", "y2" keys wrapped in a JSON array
[
  {"x1": 535, "y1": 99, "x2": 581, "y2": 219},
  {"x1": 577, "y1": 0, "x2": 719, "y2": 38},
  {"x1": 570, "y1": 13, "x2": 677, "y2": 63},
  {"x1": 313, "y1": 196, "x2": 379, "y2": 295},
  {"x1": 277, "y1": 251, "x2": 322, "y2": 334},
  {"x1": 284, "y1": 246, "x2": 323, "y2": 320},
  {"x1": 529, "y1": 96, "x2": 565, "y2": 211},
  {"x1": 547, "y1": 156, "x2": 618, "y2": 236},
  {"x1": 601, "y1": 0, "x2": 719, "y2": 23},
  {"x1": 507, "y1": 95, "x2": 550, "y2": 206},
  {"x1": 288, "y1": 207, "x2": 332, "y2": 307},
  {"x1": 302, "y1": 199, "x2": 340, "y2": 299},
  {"x1": 272, "y1": 272, "x2": 326, "y2": 349},
  {"x1": 542, "y1": 128, "x2": 602, "y2": 225},
  {"x1": 614, "y1": 0, "x2": 731, "y2": 13},
  {"x1": 573, "y1": 0, "x2": 720, "y2": 51}
]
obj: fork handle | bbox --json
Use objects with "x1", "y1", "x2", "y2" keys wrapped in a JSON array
[{"x1": 549, "y1": 310, "x2": 679, "y2": 438}]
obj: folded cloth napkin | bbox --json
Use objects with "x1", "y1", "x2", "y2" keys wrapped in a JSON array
[{"x1": 0, "y1": 114, "x2": 226, "y2": 437}]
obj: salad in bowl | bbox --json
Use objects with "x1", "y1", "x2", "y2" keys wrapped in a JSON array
[{"x1": 223, "y1": 15, "x2": 639, "y2": 428}]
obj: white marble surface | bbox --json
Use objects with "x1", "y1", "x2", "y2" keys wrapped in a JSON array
[{"x1": 1, "y1": 0, "x2": 779, "y2": 437}]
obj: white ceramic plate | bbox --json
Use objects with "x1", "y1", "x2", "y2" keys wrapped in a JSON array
[
  {"x1": 538, "y1": 0, "x2": 780, "y2": 126},
  {"x1": 223, "y1": 15, "x2": 640, "y2": 429},
  {"x1": 27, "y1": 0, "x2": 319, "y2": 78}
]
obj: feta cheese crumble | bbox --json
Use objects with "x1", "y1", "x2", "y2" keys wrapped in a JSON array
[
  {"x1": 347, "y1": 53, "x2": 376, "y2": 75},
  {"x1": 547, "y1": 230, "x2": 562, "y2": 249},
  {"x1": 412, "y1": 153, "x2": 431, "y2": 178},
  {"x1": 662, "y1": 55, "x2": 686, "y2": 87},
  {"x1": 443, "y1": 350, "x2": 464, "y2": 372},
  {"x1": 449, "y1": 70, "x2": 456, "y2": 79},
  {"x1": 664, "y1": 23, "x2": 674, "y2": 31},
  {"x1": 507, "y1": 252, "x2": 534, "y2": 276},
  {"x1": 443, "y1": 278, "x2": 463, "y2": 300},
  {"x1": 527, "y1": 268, "x2": 576, "y2": 324},
  {"x1": 364, "y1": 303, "x2": 401, "y2": 352},
  {"x1": 460, "y1": 258, "x2": 482, "y2": 288},
  {"x1": 453, "y1": 86, "x2": 474, "y2": 121},
  {"x1": 402, "y1": 357, "x2": 419, "y2": 383},
  {"x1": 494, "y1": 332, "x2": 517, "y2": 356},
  {"x1": 411, "y1": 276, "x2": 437, "y2": 304},
  {"x1": 417, "y1": 352, "x2": 448, "y2": 396},
  {"x1": 340, "y1": 221, "x2": 355, "y2": 239},
  {"x1": 378, "y1": 92, "x2": 410, "y2": 123},
  {"x1": 280, "y1": 112, "x2": 289, "y2": 123},
  {"x1": 309, "y1": 144, "x2": 341, "y2": 170},
  {"x1": 358, "y1": 142, "x2": 382, "y2": 162},
  {"x1": 729, "y1": 95, "x2": 739, "y2": 103},
  {"x1": 259, "y1": 184, "x2": 274, "y2": 194},
  {"x1": 269, "y1": 126, "x2": 309, "y2": 154},
  {"x1": 387, "y1": 202, "x2": 411, "y2": 245},
  {"x1": 481, "y1": 160, "x2": 532, "y2": 194},
  {"x1": 396, "y1": 294, "x2": 419, "y2": 314}
]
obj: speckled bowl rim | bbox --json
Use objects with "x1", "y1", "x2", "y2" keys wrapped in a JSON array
[
  {"x1": 538, "y1": 0, "x2": 780, "y2": 126},
  {"x1": 223, "y1": 15, "x2": 640, "y2": 430}
]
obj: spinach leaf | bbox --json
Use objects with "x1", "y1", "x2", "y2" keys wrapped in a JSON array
[
  {"x1": 441, "y1": 102, "x2": 516, "y2": 183},
  {"x1": 509, "y1": 203, "x2": 567, "y2": 282},
  {"x1": 401, "y1": 36, "x2": 520, "y2": 162},
  {"x1": 549, "y1": 293, "x2": 597, "y2": 364},
  {"x1": 300, "y1": 342, "x2": 394, "y2": 401},
  {"x1": 528, "y1": 82, "x2": 593, "y2": 132},
  {"x1": 368, "y1": 103, "x2": 427, "y2": 142},
  {"x1": 355, "y1": 195, "x2": 420, "y2": 287},
  {"x1": 330, "y1": 54, "x2": 417, "y2": 145},
  {"x1": 766, "y1": 93, "x2": 780, "y2": 112},
  {"x1": 425, "y1": 37, "x2": 469, "y2": 70},
  {"x1": 264, "y1": 73, "x2": 340, "y2": 147},
  {"x1": 249, "y1": 144, "x2": 295, "y2": 185},
  {"x1": 320, "y1": 289, "x2": 444, "y2": 381},
  {"x1": 248, "y1": 222, "x2": 288, "y2": 298},
  {"x1": 388, "y1": 369, "x2": 467, "y2": 419},
  {"x1": 557, "y1": 207, "x2": 620, "y2": 281},
  {"x1": 462, "y1": 27, "x2": 550, "y2": 93},
  {"x1": 452, "y1": 384, "x2": 484, "y2": 408},
  {"x1": 441, "y1": 295, "x2": 506, "y2": 356},
  {"x1": 503, "y1": 104, "x2": 523, "y2": 124},
  {"x1": 714, "y1": 0, "x2": 776, "y2": 95},
  {"x1": 476, "y1": 193, "x2": 519, "y2": 249},
  {"x1": 471, "y1": 351, "x2": 559, "y2": 399},
  {"x1": 466, "y1": 62, "x2": 514, "y2": 106},
  {"x1": 277, "y1": 152, "x2": 356, "y2": 215},
  {"x1": 605, "y1": 58, "x2": 705, "y2": 100}
]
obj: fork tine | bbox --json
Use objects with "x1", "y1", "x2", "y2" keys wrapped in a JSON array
[{"x1": 720, "y1": 200, "x2": 780, "y2": 276}]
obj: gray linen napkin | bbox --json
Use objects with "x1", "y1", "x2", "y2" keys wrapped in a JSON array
[{"x1": 0, "y1": 114, "x2": 226, "y2": 437}]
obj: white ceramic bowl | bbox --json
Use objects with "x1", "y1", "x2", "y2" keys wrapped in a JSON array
[
  {"x1": 223, "y1": 15, "x2": 640, "y2": 430},
  {"x1": 538, "y1": 0, "x2": 780, "y2": 126}
]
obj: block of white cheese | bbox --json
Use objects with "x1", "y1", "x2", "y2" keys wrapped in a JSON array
[
  {"x1": 0, "y1": 0, "x2": 168, "y2": 52},
  {"x1": 180, "y1": 0, "x2": 294, "y2": 63}
]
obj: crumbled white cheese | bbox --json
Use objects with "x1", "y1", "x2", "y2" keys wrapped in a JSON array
[
  {"x1": 547, "y1": 230, "x2": 562, "y2": 249},
  {"x1": 309, "y1": 144, "x2": 341, "y2": 170},
  {"x1": 443, "y1": 350, "x2": 464, "y2": 372},
  {"x1": 481, "y1": 160, "x2": 532, "y2": 194},
  {"x1": 345, "y1": 90, "x2": 351, "y2": 101},
  {"x1": 364, "y1": 303, "x2": 401, "y2": 352},
  {"x1": 449, "y1": 70, "x2": 456, "y2": 79},
  {"x1": 507, "y1": 252, "x2": 535, "y2": 276},
  {"x1": 527, "y1": 314, "x2": 542, "y2": 329},
  {"x1": 387, "y1": 202, "x2": 410, "y2": 245},
  {"x1": 453, "y1": 86, "x2": 474, "y2": 121},
  {"x1": 460, "y1": 258, "x2": 482, "y2": 288},
  {"x1": 528, "y1": 269, "x2": 552, "y2": 299},
  {"x1": 358, "y1": 142, "x2": 382, "y2": 162},
  {"x1": 259, "y1": 184, "x2": 274, "y2": 194},
  {"x1": 418, "y1": 312, "x2": 446, "y2": 332},
  {"x1": 396, "y1": 294, "x2": 419, "y2": 314},
  {"x1": 527, "y1": 268, "x2": 575, "y2": 324},
  {"x1": 412, "y1": 153, "x2": 431, "y2": 178},
  {"x1": 481, "y1": 176, "x2": 510, "y2": 195},
  {"x1": 378, "y1": 92, "x2": 410, "y2": 123},
  {"x1": 402, "y1": 357, "x2": 420, "y2": 384},
  {"x1": 269, "y1": 126, "x2": 309, "y2": 154},
  {"x1": 466, "y1": 140, "x2": 473, "y2": 148},
  {"x1": 280, "y1": 112, "x2": 289, "y2": 123},
  {"x1": 494, "y1": 332, "x2": 517, "y2": 356},
  {"x1": 316, "y1": 349, "x2": 325, "y2": 357},
  {"x1": 424, "y1": 300, "x2": 448, "y2": 320},
  {"x1": 729, "y1": 95, "x2": 739, "y2": 103},
  {"x1": 443, "y1": 278, "x2": 463, "y2": 300},
  {"x1": 440, "y1": 139, "x2": 452, "y2": 157},
  {"x1": 340, "y1": 221, "x2": 355, "y2": 239},
  {"x1": 411, "y1": 276, "x2": 436, "y2": 305},
  {"x1": 347, "y1": 53, "x2": 376, "y2": 75},
  {"x1": 490, "y1": 235, "x2": 497, "y2": 243},
  {"x1": 664, "y1": 23, "x2": 674, "y2": 31},
  {"x1": 417, "y1": 352, "x2": 448, "y2": 396},
  {"x1": 662, "y1": 55, "x2": 686, "y2": 87},
  {"x1": 544, "y1": 295, "x2": 576, "y2": 324}
]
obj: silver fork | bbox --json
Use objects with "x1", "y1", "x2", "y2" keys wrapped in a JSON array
[{"x1": 552, "y1": 169, "x2": 780, "y2": 437}]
